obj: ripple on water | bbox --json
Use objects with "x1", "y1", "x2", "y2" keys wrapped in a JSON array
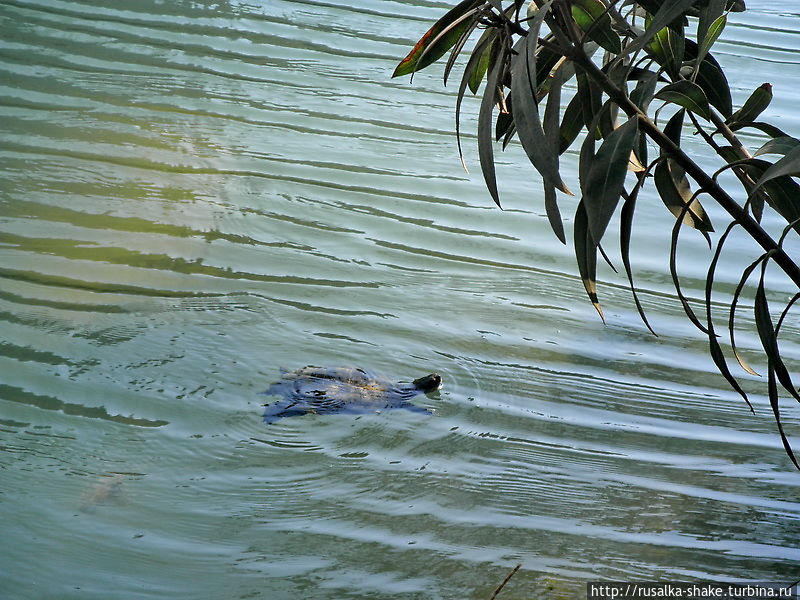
[{"x1": 3, "y1": 0, "x2": 800, "y2": 597}]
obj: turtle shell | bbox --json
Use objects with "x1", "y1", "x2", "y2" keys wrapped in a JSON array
[{"x1": 262, "y1": 366, "x2": 440, "y2": 424}]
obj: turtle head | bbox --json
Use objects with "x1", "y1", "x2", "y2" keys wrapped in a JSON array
[{"x1": 412, "y1": 373, "x2": 442, "y2": 393}]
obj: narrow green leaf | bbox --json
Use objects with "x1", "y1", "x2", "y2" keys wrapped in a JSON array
[
  {"x1": 544, "y1": 185, "x2": 566, "y2": 244},
  {"x1": 411, "y1": 9, "x2": 482, "y2": 83},
  {"x1": 582, "y1": 118, "x2": 640, "y2": 245},
  {"x1": 754, "y1": 261, "x2": 800, "y2": 404},
  {"x1": 752, "y1": 143, "x2": 800, "y2": 194},
  {"x1": 495, "y1": 95, "x2": 514, "y2": 142},
  {"x1": 715, "y1": 149, "x2": 769, "y2": 220},
  {"x1": 755, "y1": 136, "x2": 800, "y2": 156},
  {"x1": 535, "y1": 46, "x2": 566, "y2": 96},
  {"x1": 543, "y1": 67, "x2": 564, "y2": 155},
  {"x1": 706, "y1": 330, "x2": 751, "y2": 408},
  {"x1": 728, "y1": 155, "x2": 800, "y2": 228},
  {"x1": 729, "y1": 254, "x2": 764, "y2": 376},
  {"x1": 468, "y1": 33, "x2": 495, "y2": 94},
  {"x1": 600, "y1": 100, "x2": 619, "y2": 141},
  {"x1": 704, "y1": 221, "x2": 754, "y2": 410},
  {"x1": 655, "y1": 80, "x2": 712, "y2": 120},
  {"x1": 478, "y1": 43, "x2": 505, "y2": 208},
  {"x1": 574, "y1": 201, "x2": 604, "y2": 320},
  {"x1": 577, "y1": 99, "x2": 621, "y2": 288},
  {"x1": 501, "y1": 121, "x2": 517, "y2": 150},
  {"x1": 571, "y1": 0, "x2": 621, "y2": 54},
  {"x1": 767, "y1": 365, "x2": 800, "y2": 470},
  {"x1": 669, "y1": 39, "x2": 732, "y2": 117},
  {"x1": 495, "y1": 111, "x2": 514, "y2": 143},
  {"x1": 669, "y1": 204, "x2": 711, "y2": 335},
  {"x1": 647, "y1": 23, "x2": 685, "y2": 77},
  {"x1": 579, "y1": 108, "x2": 598, "y2": 193},
  {"x1": 576, "y1": 68, "x2": 602, "y2": 133},
  {"x1": 753, "y1": 267, "x2": 781, "y2": 371},
  {"x1": 393, "y1": 0, "x2": 484, "y2": 78},
  {"x1": 654, "y1": 159, "x2": 714, "y2": 232},
  {"x1": 763, "y1": 177, "x2": 800, "y2": 232},
  {"x1": 663, "y1": 108, "x2": 685, "y2": 147},
  {"x1": 775, "y1": 293, "x2": 800, "y2": 340},
  {"x1": 543, "y1": 67, "x2": 566, "y2": 244},
  {"x1": 559, "y1": 93, "x2": 584, "y2": 154},
  {"x1": 620, "y1": 182, "x2": 656, "y2": 335},
  {"x1": 619, "y1": 0, "x2": 697, "y2": 60},
  {"x1": 694, "y1": 48, "x2": 733, "y2": 117},
  {"x1": 465, "y1": 8, "x2": 521, "y2": 94},
  {"x1": 630, "y1": 70, "x2": 659, "y2": 111},
  {"x1": 456, "y1": 31, "x2": 501, "y2": 171},
  {"x1": 697, "y1": 0, "x2": 726, "y2": 50},
  {"x1": 633, "y1": 128, "x2": 648, "y2": 172},
  {"x1": 577, "y1": 101, "x2": 616, "y2": 201},
  {"x1": 724, "y1": 0, "x2": 746, "y2": 12},
  {"x1": 697, "y1": 15, "x2": 726, "y2": 67},
  {"x1": 443, "y1": 14, "x2": 480, "y2": 86},
  {"x1": 727, "y1": 82, "x2": 773, "y2": 127},
  {"x1": 510, "y1": 9, "x2": 571, "y2": 195},
  {"x1": 597, "y1": 242, "x2": 617, "y2": 273},
  {"x1": 748, "y1": 121, "x2": 790, "y2": 138}
]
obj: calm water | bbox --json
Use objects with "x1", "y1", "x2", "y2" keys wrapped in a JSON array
[{"x1": 2, "y1": 1, "x2": 800, "y2": 598}]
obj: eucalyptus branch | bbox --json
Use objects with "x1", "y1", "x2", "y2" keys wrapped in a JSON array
[
  {"x1": 568, "y1": 49, "x2": 800, "y2": 289},
  {"x1": 492, "y1": 4, "x2": 530, "y2": 36},
  {"x1": 686, "y1": 111, "x2": 719, "y2": 150},
  {"x1": 537, "y1": 36, "x2": 566, "y2": 54},
  {"x1": 392, "y1": 0, "x2": 800, "y2": 466},
  {"x1": 688, "y1": 108, "x2": 770, "y2": 218}
]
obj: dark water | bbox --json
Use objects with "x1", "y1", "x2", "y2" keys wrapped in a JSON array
[{"x1": 1, "y1": 1, "x2": 799, "y2": 598}]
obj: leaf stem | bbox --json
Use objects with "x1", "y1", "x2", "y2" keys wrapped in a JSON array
[{"x1": 707, "y1": 108, "x2": 753, "y2": 160}]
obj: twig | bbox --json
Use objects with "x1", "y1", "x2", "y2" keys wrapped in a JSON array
[{"x1": 489, "y1": 563, "x2": 522, "y2": 600}]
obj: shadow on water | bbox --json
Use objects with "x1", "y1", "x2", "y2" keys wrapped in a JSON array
[{"x1": 0, "y1": 384, "x2": 169, "y2": 427}]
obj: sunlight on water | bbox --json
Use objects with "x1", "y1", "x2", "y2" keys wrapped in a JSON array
[{"x1": 1, "y1": 1, "x2": 800, "y2": 598}]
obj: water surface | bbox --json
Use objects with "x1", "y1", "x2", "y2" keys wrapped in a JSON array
[{"x1": 1, "y1": 1, "x2": 800, "y2": 599}]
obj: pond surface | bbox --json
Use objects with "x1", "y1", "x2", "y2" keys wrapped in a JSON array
[{"x1": 1, "y1": 1, "x2": 800, "y2": 598}]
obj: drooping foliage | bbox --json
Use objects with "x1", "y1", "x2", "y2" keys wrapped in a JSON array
[{"x1": 393, "y1": 0, "x2": 800, "y2": 467}]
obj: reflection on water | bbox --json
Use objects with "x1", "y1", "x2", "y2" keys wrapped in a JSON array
[{"x1": 1, "y1": 0, "x2": 800, "y2": 598}]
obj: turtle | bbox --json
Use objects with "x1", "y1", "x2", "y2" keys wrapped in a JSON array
[{"x1": 262, "y1": 366, "x2": 442, "y2": 424}]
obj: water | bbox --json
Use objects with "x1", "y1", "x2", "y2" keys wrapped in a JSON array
[{"x1": 1, "y1": 1, "x2": 800, "y2": 598}]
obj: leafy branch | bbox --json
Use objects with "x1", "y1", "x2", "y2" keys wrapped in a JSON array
[{"x1": 392, "y1": 0, "x2": 800, "y2": 467}]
